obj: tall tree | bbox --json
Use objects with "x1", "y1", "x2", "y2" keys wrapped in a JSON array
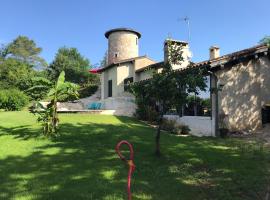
[
  {"x1": 100, "y1": 51, "x2": 108, "y2": 67},
  {"x1": 0, "y1": 44, "x2": 7, "y2": 59},
  {"x1": 48, "y1": 47, "x2": 90, "y2": 84},
  {"x1": 4, "y1": 36, "x2": 47, "y2": 68},
  {"x1": 0, "y1": 36, "x2": 47, "y2": 91},
  {"x1": 0, "y1": 58, "x2": 35, "y2": 89},
  {"x1": 260, "y1": 36, "x2": 270, "y2": 46},
  {"x1": 48, "y1": 47, "x2": 99, "y2": 99},
  {"x1": 130, "y1": 41, "x2": 207, "y2": 156},
  {"x1": 25, "y1": 75, "x2": 52, "y2": 100}
]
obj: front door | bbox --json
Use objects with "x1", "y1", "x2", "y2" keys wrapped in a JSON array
[
  {"x1": 108, "y1": 80, "x2": 112, "y2": 97},
  {"x1": 262, "y1": 105, "x2": 270, "y2": 125}
]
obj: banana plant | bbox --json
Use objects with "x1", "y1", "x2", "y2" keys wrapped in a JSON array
[{"x1": 31, "y1": 71, "x2": 79, "y2": 136}]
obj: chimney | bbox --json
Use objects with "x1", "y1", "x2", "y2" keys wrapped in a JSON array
[
  {"x1": 209, "y1": 46, "x2": 220, "y2": 59},
  {"x1": 164, "y1": 39, "x2": 192, "y2": 70}
]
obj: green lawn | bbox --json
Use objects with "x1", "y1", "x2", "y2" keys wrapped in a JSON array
[{"x1": 0, "y1": 111, "x2": 269, "y2": 200}]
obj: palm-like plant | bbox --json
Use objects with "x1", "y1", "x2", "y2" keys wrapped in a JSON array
[{"x1": 31, "y1": 71, "x2": 79, "y2": 135}]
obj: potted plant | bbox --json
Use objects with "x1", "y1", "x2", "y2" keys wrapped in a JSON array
[{"x1": 219, "y1": 112, "x2": 229, "y2": 138}]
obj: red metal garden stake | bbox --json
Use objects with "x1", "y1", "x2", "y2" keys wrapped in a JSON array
[{"x1": 115, "y1": 140, "x2": 135, "y2": 200}]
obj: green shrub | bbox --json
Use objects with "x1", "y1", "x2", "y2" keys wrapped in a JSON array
[
  {"x1": 79, "y1": 84, "x2": 98, "y2": 99},
  {"x1": 161, "y1": 119, "x2": 177, "y2": 132},
  {"x1": 0, "y1": 89, "x2": 29, "y2": 111},
  {"x1": 57, "y1": 84, "x2": 98, "y2": 102},
  {"x1": 180, "y1": 125, "x2": 191, "y2": 135},
  {"x1": 161, "y1": 118, "x2": 190, "y2": 135},
  {"x1": 135, "y1": 105, "x2": 159, "y2": 123}
]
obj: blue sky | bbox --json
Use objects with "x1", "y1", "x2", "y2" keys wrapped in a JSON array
[{"x1": 1, "y1": 0, "x2": 270, "y2": 67}]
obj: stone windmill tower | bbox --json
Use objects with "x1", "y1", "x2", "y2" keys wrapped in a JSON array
[{"x1": 105, "y1": 28, "x2": 141, "y2": 64}]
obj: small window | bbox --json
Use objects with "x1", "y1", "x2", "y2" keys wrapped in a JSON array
[
  {"x1": 136, "y1": 38, "x2": 138, "y2": 45},
  {"x1": 114, "y1": 53, "x2": 118, "y2": 58},
  {"x1": 124, "y1": 77, "x2": 133, "y2": 91}
]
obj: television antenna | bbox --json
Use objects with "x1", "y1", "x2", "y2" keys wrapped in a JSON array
[
  {"x1": 177, "y1": 16, "x2": 191, "y2": 42},
  {"x1": 167, "y1": 32, "x2": 172, "y2": 39}
]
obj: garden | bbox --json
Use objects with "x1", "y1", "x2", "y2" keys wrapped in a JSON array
[
  {"x1": 0, "y1": 111, "x2": 269, "y2": 200},
  {"x1": 1, "y1": 32, "x2": 270, "y2": 200}
]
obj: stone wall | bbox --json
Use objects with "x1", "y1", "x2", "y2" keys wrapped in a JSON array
[
  {"x1": 79, "y1": 87, "x2": 101, "y2": 108},
  {"x1": 40, "y1": 102, "x2": 84, "y2": 111},
  {"x1": 108, "y1": 31, "x2": 138, "y2": 65},
  {"x1": 101, "y1": 97, "x2": 136, "y2": 117},
  {"x1": 259, "y1": 57, "x2": 270, "y2": 106},
  {"x1": 215, "y1": 56, "x2": 270, "y2": 132}
]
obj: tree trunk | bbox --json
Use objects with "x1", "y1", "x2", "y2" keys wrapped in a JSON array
[
  {"x1": 51, "y1": 97, "x2": 58, "y2": 134},
  {"x1": 155, "y1": 116, "x2": 163, "y2": 157},
  {"x1": 194, "y1": 94, "x2": 197, "y2": 116}
]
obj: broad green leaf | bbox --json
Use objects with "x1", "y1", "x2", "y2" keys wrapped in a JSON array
[{"x1": 56, "y1": 71, "x2": 65, "y2": 90}]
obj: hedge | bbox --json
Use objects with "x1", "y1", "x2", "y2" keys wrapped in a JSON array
[{"x1": 0, "y1": 89, "x2": 29, "y2": 111}]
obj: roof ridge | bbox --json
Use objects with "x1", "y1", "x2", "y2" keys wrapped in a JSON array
[
  {"x1": 194, "y1": 43, "x2": 268, "y2": 66},
  {"x1": 98, "y1": 55, "x2": 157, "y2": 72}
]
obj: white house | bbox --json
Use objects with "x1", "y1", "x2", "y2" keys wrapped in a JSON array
[
  {"x1": 90, "y1": 27, "x2": 270, "y2": 137},
  {"x1": 94, "y1": 28, "x2": 191, "y2": 116}
]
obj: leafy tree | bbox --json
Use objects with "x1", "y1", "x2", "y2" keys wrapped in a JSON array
[
  {"x1": 100, "y1": 51, "x2": 108, "y2": 67},
  {"x1": 25, "y1": 76, "x2": 52, "y2": 100},
  {"x1": 31, "y1": 71, "x2": 79, "y2": 136},
  {"x1": 130, "y1": 41, "x2": 207, "y2": 156},
  {"x1": 184, "y1": 95, "x2": 211, "y2": 116},
  {"x1": 0, "y1": 58, "x2": 35, "y2": 90},
  {"x1": 0, "y1": 44, "x2": 7, "y2": 59},
  {"x1": 0, "y1": 36, "x2": 47, "y2": 94},
  {"x1": 48, "y1": 47, "x2": 99, "y2": 99},
  {"x1": 3, "y1": 36, "x2": 47, "y2": 68},
  {"x1": 260, "y1": 36, "x2": 270, "y2": 46},
  {"x1": 48, "y1": 47, "x2": 92, "y2": 84},
  {"x1": 202, "y1": 98, "x2": 211, "y2": 116}
]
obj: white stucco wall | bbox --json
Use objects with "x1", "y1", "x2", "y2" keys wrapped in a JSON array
[
  {"x1": 105, "y1": 66, "x2": 117, "y2": 98},
  {"x1": 101, "y1": 62, "x2": 135, "y2": 99},
  {"x1": 116, "y1": 62, "x2": 135, "y2": 96},
  {"x1": 136, "y1": 69, "x2": 153, "y2": 81},
  {"x1": 164, "y1": 115, "x2": 213, "y2": 137},
  {"x1": 101, "y1": 97, "x2": 136, "y2": 117}
]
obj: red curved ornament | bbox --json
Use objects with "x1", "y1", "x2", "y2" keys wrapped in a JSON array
[{"x1": 115, "y1": 140, "x2": 135, "y2": 200}]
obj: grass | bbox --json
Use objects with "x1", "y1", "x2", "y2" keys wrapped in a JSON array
[{"x1": 0, "y1": 111, "x2": 269, "y2": 200}]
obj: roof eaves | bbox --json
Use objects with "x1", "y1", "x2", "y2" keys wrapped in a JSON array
[
  {"x1": 135, "y1": 61, "x2": 163, "y2": 73},
  {"x1": 98, "y1": 55, "x2": 151, "y2": 73},
  {"x1": 209, "y1": 44, "x2": 269, "y2": 69},
  {"x1": 193, "y1": 44, "x2": 269, "y2": 69}
]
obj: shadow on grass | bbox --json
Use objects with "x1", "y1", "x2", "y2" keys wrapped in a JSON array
[{"x1": 0, "y1": 117, "x2": 269, "y2": 200}]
